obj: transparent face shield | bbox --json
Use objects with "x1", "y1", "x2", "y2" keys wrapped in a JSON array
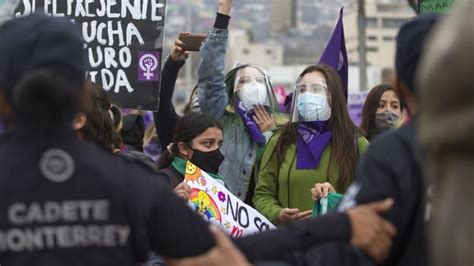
[
  {"x1": 233, "y1": 66, "x2": 279, "y2": 112},
  {"x1": 290, "y1": 75, "x2": 332, "y2": 122}
]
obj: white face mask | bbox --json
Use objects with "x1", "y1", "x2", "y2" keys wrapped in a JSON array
[
  {"x1": 238, "y1": 82, "x2": 268, "y2": 110},
  {"x1": 297, "y1": 92, "x2": 331, "y2": 121}
]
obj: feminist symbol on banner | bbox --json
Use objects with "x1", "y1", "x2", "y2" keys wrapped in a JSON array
[{"x1": 138, "y1": 51, "x2": 160, "y2": 81}]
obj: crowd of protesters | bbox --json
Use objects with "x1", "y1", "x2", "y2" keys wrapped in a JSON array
[{"x1": 0, "y1": 0, "x2": 472, "y2": 265}]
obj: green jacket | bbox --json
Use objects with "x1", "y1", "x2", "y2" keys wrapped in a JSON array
[{"x1": 253, "y1": 133, "x2": 369, "y2": 224}]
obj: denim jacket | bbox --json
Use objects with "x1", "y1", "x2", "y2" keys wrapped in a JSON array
[{"x1": 197, "y1": 28, "x2": 260, "y2": 201}]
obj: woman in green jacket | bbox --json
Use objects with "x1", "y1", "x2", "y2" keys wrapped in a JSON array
[{"x1": 253, "y1": 64, "x2": 369, "y2": 225}]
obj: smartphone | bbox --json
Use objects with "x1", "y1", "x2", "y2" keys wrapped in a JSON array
[{"x1": 179, "y1": 33, "x2": 207, "y2": 51}]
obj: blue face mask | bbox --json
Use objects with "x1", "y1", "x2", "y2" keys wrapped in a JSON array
[{"x1": 297, "y1": 92, "x2": 331, "y2": 121}]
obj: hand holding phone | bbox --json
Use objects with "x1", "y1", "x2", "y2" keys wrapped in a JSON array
[
  {"x1": 179, "y1": 33, "x2": 207, "y2": 52},
  {"x1": 170, "y1": 34, "x2": 191, "y2": 62}
]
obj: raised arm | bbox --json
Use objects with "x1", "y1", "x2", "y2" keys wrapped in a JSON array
[
  {"x1": 197, "y1": 0, "x2": 232, "y2": 119},
  {"x1": 154, "y1": 36, "x2": 189, "y2": 151}
]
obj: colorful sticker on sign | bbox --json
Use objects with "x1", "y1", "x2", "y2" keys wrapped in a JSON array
[
  {"x1": 184, "y1": 161, "x2": 276, "y2": 238},
  {"x1": 185, "y1": 161, "x2": 202, "y2": 182},
  {"x1": 189, "y1": 188, "x2": 222, "y2": 223},
  {"x1": 138, "y1": 51, "x2": 160, "y2": 81}
]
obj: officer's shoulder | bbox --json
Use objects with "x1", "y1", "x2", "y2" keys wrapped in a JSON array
[
  {"x1": 111, "y1": 151, "x2": 158, "y2": 177},
  {"x1": 366, "y1": 123, "x2": 414, "y2": 158},
  {"x1": 105, "y1": 151, "x2": 170, "y2": 194},
  {"x1": 116, "y1": 150, "x2": 158, "y2": 173},
  {"x1": 82, "y1": 142, "x2": 158, "y2": 178}
]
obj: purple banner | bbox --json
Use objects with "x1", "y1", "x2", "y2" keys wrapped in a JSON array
[{"x1": 347, "y1": 92, "x2": 368, "y2": 126}]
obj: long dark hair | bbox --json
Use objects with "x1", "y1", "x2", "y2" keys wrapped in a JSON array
[
  {"x1": 360, "y1": 84, "x2": 403, "y2": 141},
  {"x1": 157, "y1": 112, "x2": 223, "y2": 170},
  {"x1": 79, "y1": 80, "x2": 122, "y2": 150},
  {"x1": 184, "y1": 84, "x2": 199, "y2": 114},
  {"x1": 271, "y1": 64, "x2": 362, "y2": 192}
]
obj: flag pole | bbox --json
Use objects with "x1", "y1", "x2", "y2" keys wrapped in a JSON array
[{"x1": 358, "y1": 0, "x2": 368, "y2": 91}]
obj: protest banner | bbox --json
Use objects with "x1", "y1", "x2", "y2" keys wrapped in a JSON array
[
  {"x1": 347, "y1": 91, "x2": 368, "y2": 126},
  {"x1": 14, "y1": 0, "x2": 167, "y2": 110},
  {"x1": 184, "y1": 161, "x2": 276, "y2": 238}
]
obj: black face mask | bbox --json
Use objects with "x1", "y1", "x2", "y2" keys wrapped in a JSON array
[
  {"x1": 373, "y1": 111, "x2": 400, "y2": 135},
  {"x1": 190, "y1": 148, "x2": 225, "y2": 175}
]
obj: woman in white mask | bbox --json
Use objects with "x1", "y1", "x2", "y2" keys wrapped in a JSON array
[
  {"x1": 253, "y1": 64, "x2": 370, "y2": 225},
  {"x1": 196, "y1": 0, "x2": 288, "y2": 206},
  {"x1": 198, "y1": 61, "x2": 285, "y2": 206}
]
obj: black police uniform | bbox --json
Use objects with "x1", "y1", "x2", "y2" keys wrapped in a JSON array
[
  {"x1": 0, "y1": 124, "x2": 215, "y2": 265},
  {"x1": 339, "y1": 119, "x2": 428, "y2": 266}
]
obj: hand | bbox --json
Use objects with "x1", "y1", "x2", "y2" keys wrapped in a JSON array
[
  {"x1": 218, "y1": 0, "x2": 233, "y2": 16},
  {"x1": 311, "y1": 182, "x2": 336, "y2": 201},
  {"x1": 253, "y1": 106, "x2": 276, "y2": 133},
  {"x1": 347, "y1": 198, "x2": 397, "y2": 264},
  {"x1": 174, "y1": 182, "x2": 190, "y2": 200},
  {"x1": 166, "y1": 225, "x2": 250, "y2": 266},
  {"x1": 295, "y1": 210, "x2": 313, "y2": 220},
  {"x1": 278, "y1": 208, "x2": 299, "y2": 224},
  {"x1": 170, "y1": 33, "x2": 191, "y2": 62}
]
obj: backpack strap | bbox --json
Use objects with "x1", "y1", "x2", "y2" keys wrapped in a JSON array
[{"x1": 158, "y1": 167, "x2": 183, "y2": 189}]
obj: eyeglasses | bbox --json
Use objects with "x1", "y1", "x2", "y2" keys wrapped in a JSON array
[{"x1": 295, "y1": 82, "x2": 328, "y2": 95}]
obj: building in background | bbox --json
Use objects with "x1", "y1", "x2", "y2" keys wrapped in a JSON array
[
  {"x1": 345, "y1": 0, "x2": 415, "y2": 70},
  {"x1": 226, "y1": 29, "x2": 284, "y2": 71},
  {"x1": 271, "y1": 0, "x2": 298, "y2": 34}
]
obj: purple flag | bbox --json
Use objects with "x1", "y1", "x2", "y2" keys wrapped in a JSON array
[{"x1": 318, "y1": 7, "x2": 349, "y2": 99}]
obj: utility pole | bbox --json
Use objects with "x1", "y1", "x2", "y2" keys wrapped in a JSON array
[{"x1": 358, "y1": 0, "x2": 368, "y2": 91}]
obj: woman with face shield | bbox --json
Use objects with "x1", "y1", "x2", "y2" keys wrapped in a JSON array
[
  {"x1": 229, "y1": 64, "x2": 281, "y2": 143},
  {"x1": 253, "y1": 65, "x2": 370, "y2": 225},
  {"x1": 360, "y1": 84, "x2": 404, "y2": 141},
  {"x1": 196, "y1": 0, "x2": 287, "y2": 206}
]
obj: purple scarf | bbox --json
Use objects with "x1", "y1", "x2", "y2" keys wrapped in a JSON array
[
  {"x1": 296, "y1": 121, "x2": 332, "y2": 169},
  {"x1": 235, "y1": 100, "x2": 265, "y2": 144}
]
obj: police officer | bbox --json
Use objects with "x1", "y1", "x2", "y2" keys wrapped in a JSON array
[
  {"x1": 337, "y1": 14, "x2": 442, "y2": 266},
  {"x1": 0, "y1": 14, "x2": 216, "y2": 265}
]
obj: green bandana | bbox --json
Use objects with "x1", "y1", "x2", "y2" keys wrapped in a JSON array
[{"x1": 312, "y1": 192, "x2": 344, "y2": 217}]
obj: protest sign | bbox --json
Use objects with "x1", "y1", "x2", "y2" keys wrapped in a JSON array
[
  {"x1": 14, "y1": 0, "x2": 167, "y2": 110},
  {"x1": 347, "y1": 91, "x2": 368, "y2": 126},
  {"x1": 184, "y1": 161, "x2": 276, "y2": 238}
]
